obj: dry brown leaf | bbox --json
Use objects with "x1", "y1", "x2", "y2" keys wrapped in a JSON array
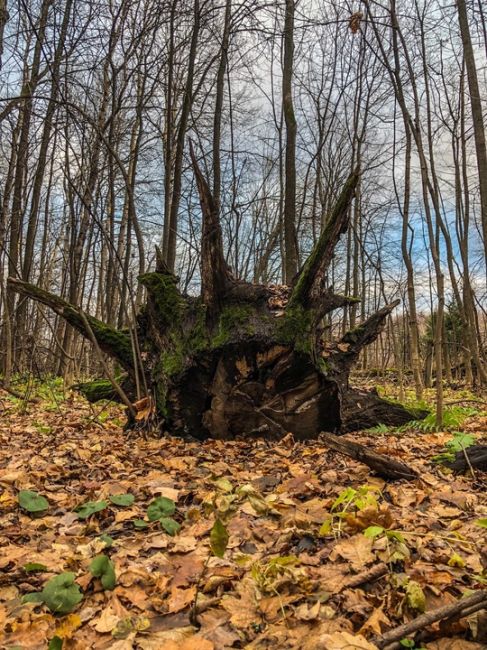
[
  {"x1": 163, "y1": 636, "x2": 214, "y2": 650},
  {"x1": 221, "y1": 579, "x2": 259, "y2": 628},
  {"x1": 91, "y1": 606, "x2": 120, "y2": 633},
  {"x1": 358, "y1": 606, "x2": 390, "y2": 635},
  {"x1": 320, "y1": 630, "x2": 378, "y2": 649},
  {"x1": 294, "y1": 600, "x2": 321, "y2": 621},
  {"x1": 346, "y1": 504, "x2": 394, "y2": 532},
  {"x1": 167, "y1": 586, "x2": 197, "y2": 613},
  {"x1": 1, "y1": 389, "x2": 484, "y2": 650},
  {"x1": 171, "y1": 535, "x2": 198, "y2": 553},
  {"x1": 136, "y1": 626, "x2": 196, "y2": 650},
  {"x1": 259, "y1": 594, "x2": 298, "y2": 621},
  {"x1": 329, "y1": 534, "x2": 375, "y2": 569}
]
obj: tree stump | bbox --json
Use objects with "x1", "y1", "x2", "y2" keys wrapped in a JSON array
[{"x1": 8, "y1": 152, "x2": 425, "y2": 440}]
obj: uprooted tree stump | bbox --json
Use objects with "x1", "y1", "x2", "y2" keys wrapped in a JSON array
[{"x1": 8, "y1": 153, "x2": 425, "y2": 442}]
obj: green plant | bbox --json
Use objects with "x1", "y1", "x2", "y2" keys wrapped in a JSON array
[
  {"x1": 90, "y1": 555, "x2": 116, "y2": 590},
  {"x1": 18, "y1": 490, "x2": 49, "y2": 515},
  {"x1": 109, "y1": 493, "x2": 134, "y2": 507},
  {"x1": 251, "y1": 556, "x2": 305, "y2": 595},
  {"x1": 319, "y1": 485, "x2": 380, "y2": 536},
  {"x1": 146, "y1": 496, "x2": 180, "y2": 534},
  {"x1": 210, "y1": 519, "x2": 229, "y2": 558},
  {"x1": 23, "y1": 573, "x2": 83, "y2": 614},
  {"x1": 409, "y1": 406, "x2": 477, "y2": 432},
  {"x1": 363, "y1": 525, "x2": 410, "y2": 562},
  {"x1": 147, "y1": 496, "x2": 176, "y2": 520},
  {"x1": 432, "y1": 430, "x2": 477, "y2": 464},
  {"x1": 160, "y1": 517, "x2": 181, "y2": 536},
  {"x1": 365, "y1": 423, "x2": 391, "y2": 435},
  {"x1": 23, "y1": 562, "x2": 48, "y2": 573},
  {"x1": 132, "y1": 518, "x2": 149, "y2": 529},
  {"x1": 74, "y1": 500, "x2": 108, "y2": 519},
  {"x1": 400, "y1": 639, "x2": 427, "y2": 649},
  {"x1": 33, "y1": 421, "x2": 52, "y2": 434}
]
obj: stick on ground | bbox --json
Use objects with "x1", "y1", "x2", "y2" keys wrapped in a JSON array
[
  {"x1": 320, "y1": 431, "x2": 418, "y2": 481},
  {"x1": 375, "y1": 589, "x2": 487, "y2": 649}
]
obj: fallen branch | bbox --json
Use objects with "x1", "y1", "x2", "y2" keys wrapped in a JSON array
[
  {"x1": 7, "y1": 277, "x2": 134, "y2": 371},
  {"x1": 341, "y1": 562, "x2": 388, "y2": 590},
  {"x1": 445, "y1": 399, "x2": 487, "y2": 408},
  {"x1": 375, "y1": 589, "x2": 487, "y2": 649},
  {"x1": 444, "y1": 445, "x2": 487, "y2": 473},
  {"x1": 78, "y1": 310, "x2": 136, "y2": 420},
  {"x1": 0, "y1": 382, "x2": 39, "y2": 403},
  {"x1": 319, "y1": 431, "x2": 418, "y2": 481}
]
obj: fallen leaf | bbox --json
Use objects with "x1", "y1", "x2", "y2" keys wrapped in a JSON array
[
  {"x1": 329, "y1": 534, "x2": 375, "y2": 569},
  {"x1": 320, "y1": 630, "x2": 379, "y2": 649},
  {"x1": 92, "y1": 606, "x2": 120, "y2": 633},
  {"x1": 167, "y1": 586, "x2": 197, "y2": 613}
]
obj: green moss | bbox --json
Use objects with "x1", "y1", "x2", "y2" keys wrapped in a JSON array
[
  {"x1": 318, "y1": 358, "x2": 330, "y2": 374},
  {"x1": 160, "y1": 344, "x2": 184, "y2": 376},
  {"x1": 288, "y1": 173, "x2": 358, "y2": 308},
  {"x1": 189, "y1": 303, "x2": 210, "y2": 352},
  {"x1": 138, "y1": 272, "x2": 184, "y2": 329},
  {"x1": 75, "y1": 378, "x2": 117, "y2": 402},
  {"x1": 211, "y1": 304, "x2": 256, "y2": 347},
  {"x1": 276, "y1": 306, "x2": 313, "y2": 353},
  {"x1": 64, "y1": 308, "x2": 133, "y2": 369},
  {"x1": 89, "y1": 318, "x2": 133, "y2": 367},
  {"x1": 380, "y1": 395, "x2": 430, "y2": 420},
  {"x1": 342, "y1": 324, "x2": 365, "y2": 345}
]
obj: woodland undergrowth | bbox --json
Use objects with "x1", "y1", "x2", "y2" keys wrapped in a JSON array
[{"x1": 0, "y1": 379, "x2": 486, "y2": 650}]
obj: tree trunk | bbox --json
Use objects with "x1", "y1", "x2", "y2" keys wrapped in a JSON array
[
  {"x1": 282, "y1": 0, "x2": 299, "y2": 283},
  {"x1": 456, "y1": 0, "x2": 487, "y2": 268},
  {"x1": 7, "y1": 163, "x2": 425, "y2": 440}
]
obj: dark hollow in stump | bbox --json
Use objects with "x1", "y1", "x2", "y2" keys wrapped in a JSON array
[{"x1": 8, "y1": 151, "x2": 426, "y2": 441}]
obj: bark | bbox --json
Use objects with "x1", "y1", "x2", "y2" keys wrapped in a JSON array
[
  {"x1": 5, "y1": 0, "x2": 53, "y2": 372},
  {"x1": 212, "y1": 0, "x2": 231, "y2": 212},
  {"x1": 7, "y1": 277, "x2": 133, "y2": 372},
  {"x1": 375, "y1": 589, "x2": 487, "y2": 649},
  {"x1": 456, "y1": 0, "x2": 487, "y2": 267},
  {"x1": 319, "y1": 431, "x2": 417, "y2": 480},
  {"x1": 162, "y1": 0, "x2": 201, "y2": 271},
  {"x1": 444, "y1": 445, "x2": 487, "y2": 473},
  {"x1": 0, "y1": 0, "x2": 8, "y2": 69},
  {"x1": 16, "y1": 0, "x2": 73, "y2": 354},
  {"x1": 282, "y1": 0, "x2": 299, "y2": 283}
]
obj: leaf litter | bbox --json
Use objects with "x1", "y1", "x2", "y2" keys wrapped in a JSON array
[{"x1": 0, "y1": 389, "x2": 486, "y2": 649}]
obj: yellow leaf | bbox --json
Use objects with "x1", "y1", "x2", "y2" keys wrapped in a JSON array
[
  {"x1": 133, "y1": 616, "x2": 151, "y2": 632},
  {"x1": 0, "y1": 491, "x2": 17, "y2": 507},
  {"x1": 406, "y1": 580, "x2": 426, "y2": 612},
  {"x1": 447, "y1": 553, "x2": 465, "y2": 568},
  {"x1": 54, "y1": 613, "x2": 82, "y2": 639}
]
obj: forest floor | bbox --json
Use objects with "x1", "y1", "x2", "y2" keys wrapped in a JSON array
[{"x1": 0, "y1": 380, "x2": 486, "y2": 650}]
